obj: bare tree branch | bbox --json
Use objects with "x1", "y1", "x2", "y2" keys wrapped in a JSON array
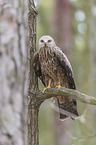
[{"x1": 30, "y1": 88, "x2": 96, "y2": 106}]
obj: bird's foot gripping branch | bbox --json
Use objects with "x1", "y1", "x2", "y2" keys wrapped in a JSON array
[
  {"x1": 30, "y1": 87, "x2": 96, "y2": 107},
  {"x1": 29, "y1": 87, "x2": 96, "y2": 124}
]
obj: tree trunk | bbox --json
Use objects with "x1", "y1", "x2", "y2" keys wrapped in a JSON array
[
  {"x1": 89, "y1": 0, "x2": 96, "y2": 144},
  {"x1": 52, "y1": 0, "x2": 73, "y2": 145},
  {"x1": 89, "y1": 0, "x2": 96, "y2": 96},
  {"x1": 27, "y1": 0, "x2": 39, "y2": 145},
  {"x1": 0, "y1": 1, "x2": 27, "y2": 145},
  {"x1": 53, "y1": 0, "x2": 73, "y2": 57}
]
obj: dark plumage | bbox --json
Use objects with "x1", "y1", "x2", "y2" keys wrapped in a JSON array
[{"x1": 33, "y1": 35, "x2": 79, "y2": 120}]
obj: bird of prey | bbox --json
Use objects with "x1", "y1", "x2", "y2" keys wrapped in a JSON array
[{"x1": 33, "y1": 35, "x2": 79, "y2": 120}]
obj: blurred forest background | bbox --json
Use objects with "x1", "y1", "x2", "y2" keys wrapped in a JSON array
[{"x1": 0, "y1": 0, "x2": 96, "y2": 145}]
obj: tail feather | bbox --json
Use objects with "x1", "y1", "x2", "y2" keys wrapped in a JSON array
[{"x1": 57, "y1": 96, "x2": 79, "y2": 120}]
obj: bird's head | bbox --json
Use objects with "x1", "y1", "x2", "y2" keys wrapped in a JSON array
[{"x1": 39, "y1": 35, "x2": 56, "y2": 48}]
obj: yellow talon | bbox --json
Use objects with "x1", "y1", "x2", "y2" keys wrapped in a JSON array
[
  {"x1": 55, "y1": 84, "x2": 62, "y2": 88},
  {"x1": 42, "y1": 86, "x2": 51, "y2": 93},
  {"x1": 42, "y1": 87, "x2": 47, "y2": 93},
  {"x1": 42, "y1": 80, "x2": 51, "y2": 93}
]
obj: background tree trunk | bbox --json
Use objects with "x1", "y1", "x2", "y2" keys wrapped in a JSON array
[
  {"x1": 89, "y1": 0, "x2": 96, "y2": 96},
  {"x1": 88, "y1": 0, "x2": 96, "y2": 144},
  {"x1": 53, "y1": 0, "x2": 73, "y2": 57},
  {"x1": 0, "y1": 1, "x2": 27, "y2": 145},
  {"x1": 52, "y1": 0, "x2": 73, "y2": 145}
]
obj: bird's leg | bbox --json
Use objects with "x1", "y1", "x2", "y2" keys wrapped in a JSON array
[
  {"x1": 42, "y1": 79, "x2": 51, "y2": 93},
  {"x1": 56, "y1": 81, "x2": 65, "y2": 103}
]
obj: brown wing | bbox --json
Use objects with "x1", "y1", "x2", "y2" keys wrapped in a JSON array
[
  {"x1": 33, "y1": 52, "x2": 45, "y2": 86},
  {"x1": 54, "y1": 48, "x2": 79, "y2": 120}
]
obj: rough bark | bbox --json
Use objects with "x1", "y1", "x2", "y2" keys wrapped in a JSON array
[
  {"x1": 0, "y1": 1, "x2": 27, "y2": 145},
  {"x1": 27, "y1": 0, "x2": 39, "y2": 145}
]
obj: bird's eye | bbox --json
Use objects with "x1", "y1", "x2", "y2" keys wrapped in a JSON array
[
  {"x1": 48, "y1": 40, "x2": 52, "y2": 43},
  {"x1": 40, "y1": 40, "x2": 44, "y2": 43}
]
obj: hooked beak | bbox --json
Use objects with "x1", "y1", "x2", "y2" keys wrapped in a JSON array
[{"x1": 44, "y1": 42, "x2": 47, "y2": 47}]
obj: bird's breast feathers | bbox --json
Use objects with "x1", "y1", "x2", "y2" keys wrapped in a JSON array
[{"x1": 39, "y1": 46, "x2": 54, "y2": 62}]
